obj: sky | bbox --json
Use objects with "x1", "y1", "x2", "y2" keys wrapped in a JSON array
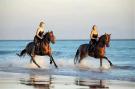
[{"x1": 0, "y1": 0, "x2": 134, "y2": 40}]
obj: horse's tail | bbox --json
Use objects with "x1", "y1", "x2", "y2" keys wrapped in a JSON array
[
  {"x1": 16, "y1": 49, "x2": 27, "y2": 57},
  {"x1": 74, "y1": 49, "x2": 80, "y2": 64}
]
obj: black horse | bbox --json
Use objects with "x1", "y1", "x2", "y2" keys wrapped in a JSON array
[{"x1": 17, "y1": 31, "x2": 58, "y2": 68}]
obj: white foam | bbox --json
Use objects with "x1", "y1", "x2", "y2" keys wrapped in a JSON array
[
  {"x1": 0, "y1": 55, "x2": 110, "y2": 70},
  {"x1": 28, "y1": 56, "x2": 50, "y2": 69},
  {"x1": 54, "y1": 57, "x2": 111, "y2": 70}
]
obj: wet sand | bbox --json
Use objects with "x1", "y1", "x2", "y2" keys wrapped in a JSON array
[{"x1": 0, "y1": 71, "x2": 135, "y2": 89}]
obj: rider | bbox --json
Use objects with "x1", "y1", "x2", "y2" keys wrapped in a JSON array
[
  {"x1": 89, "y1": 25, "x2": 99, "y2": 51},
  {"x1": 32, "y1": 21, "x2": 45, "y2": 55}
]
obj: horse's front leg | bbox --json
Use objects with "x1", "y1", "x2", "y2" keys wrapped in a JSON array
[
  {"x1": 49, "y1": 55, "x2": 58, "y2": 68},
  {"x1": 100, "y1": 58, "x2": 103, "y2": 67},
  {"x1": 43, "y1": 45, "x2": 53, "y2": 64},
  {"x1": 103, "y1": 56, "x2": 113, "y2": 66},
  {"x1": 48, "y1": 49, "x2": 56, "y2": 67},
  {"x1": 48, "y1": 47, "x2": 53, "y2": 64},
  {"x1": 50, "y1": 58, "x2": 53, "y2": 64}
]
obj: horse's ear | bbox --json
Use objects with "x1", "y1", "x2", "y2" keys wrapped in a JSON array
[{"x1": 50, "y1": 31, "x2": 53, "y2": 33}]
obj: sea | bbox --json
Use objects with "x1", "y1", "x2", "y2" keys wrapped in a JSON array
[{"x1": 0, "y1": 40, "x2": 135, "y2": 82}]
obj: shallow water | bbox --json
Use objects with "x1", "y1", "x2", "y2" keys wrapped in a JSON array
[{"x1": 0, "y1": 40, "x2": 135, "y2": 82}]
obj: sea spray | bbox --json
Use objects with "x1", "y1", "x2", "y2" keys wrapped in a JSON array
[
  {"x1": 75, "y1": 57, "x2": 111, "y2": 70},
  {"x1": 28, "y1": 56, "x2": 50, "y2": 69}
]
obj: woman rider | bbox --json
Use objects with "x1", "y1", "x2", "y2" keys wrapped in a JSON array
[
  {"x1": 32, "y1": 21, "x2": 45, "y2": 55},
  {"x1": 34, "y1": 21, "x2": 45, "y2": 45},
  {"x1": 89, "y1": 25, "x2": 99, "y2": 51}
]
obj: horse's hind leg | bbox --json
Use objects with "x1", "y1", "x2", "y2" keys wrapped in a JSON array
[
  {"x1": 31, "y1": 56, "x2": 41, "y2": 68},
  {"x1": 74, "y1": 49, "x2": 79, "y2": 64},
  {"x1": 78, "y1": 56, "x2": 85, "y2": 63},
  {"x1": 103, "y1": 56, "x2": 113, "y2": 66},
  {"x1": 78, "y1": 52, "x2": 86, "y2": 64},
  {"x1": 74, "y1": 55, "x2": 79, "y2": 64}
]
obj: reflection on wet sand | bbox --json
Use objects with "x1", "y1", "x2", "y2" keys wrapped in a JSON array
[
  {"x1": 75, "y1": 78, "x2": 109, "y2": 89},
  {"x1": 20, "y1": 74, "x2": 52, "y2": 89},
  {"x1": 20, "y1": 74, "x2": 109, "y2": 89}
]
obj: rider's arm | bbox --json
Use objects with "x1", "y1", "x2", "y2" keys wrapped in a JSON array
[
  {"x1": 95, "y1": 30, "x2": 99, "y2": 38},
  {"x1": 36, "y1": 28, "x2": 42, "y2": 39},
  {"x1": 90, "y1": 31, "x2": 93, "y2": 39}
]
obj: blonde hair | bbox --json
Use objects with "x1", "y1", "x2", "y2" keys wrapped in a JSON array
[
  {"x1": 92, "y1": 25, "x2": 96, "y2": 30},
  {"x1": 39, "y1": 21, "x2": 45, "y2": 27}
]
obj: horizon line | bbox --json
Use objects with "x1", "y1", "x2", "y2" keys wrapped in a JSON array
[{"x1": 0, "y1": 39, "x2": 135, "y2": 41}]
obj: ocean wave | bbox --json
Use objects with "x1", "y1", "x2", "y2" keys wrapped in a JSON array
[
  {"x1": 52, "y1": 51, "x2": 62, "y2": 55},
  {"x1": 112, "y1": 65, "x2": 135, "y2": 70},
  {"x1": 0, "y1": 50, "x2": 17, "y2": 55},
  {"x1": 0, "y1": 56, "x2": 135, "y2": 82}
]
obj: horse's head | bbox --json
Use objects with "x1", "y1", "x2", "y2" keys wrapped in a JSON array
[
  {"x1": 99, "y1": 33, "x2": 111, "y2": 47},
  {"x1": 104, "y1": 33, "x2": 111, "y2": 47},
  {"x1": 43, "y1": 31, "x2": 56, "y2": 44}
]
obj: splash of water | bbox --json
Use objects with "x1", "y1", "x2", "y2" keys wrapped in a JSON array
[{"x1": 28, "y1": 56, "x2": 50, "y2": 69}]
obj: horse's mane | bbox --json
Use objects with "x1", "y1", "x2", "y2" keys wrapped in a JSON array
[
  {"x1": 43, "y1": 32, "x2": 50, "y2": 38},
  {"x1": 98, "y1": 34, "x2": 106, "y2": 43},
  {"x1": 42, "y1": 32, "x2": 50, "y2": 42}
]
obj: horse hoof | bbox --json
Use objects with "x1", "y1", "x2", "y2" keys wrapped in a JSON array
[
  {"x1": 56, "y1": 66, "x2": 58, "y2": 69},
  {"x1": 50, "y1": 61, "x2": 52, "y2": 64},
  {"x1": 110, "y1": 63, "x2": 113, "y2": 67}
]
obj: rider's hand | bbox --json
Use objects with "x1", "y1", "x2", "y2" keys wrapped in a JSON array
[{"x1": 39, "y1": 37, "x2": 42, "y2": 39}]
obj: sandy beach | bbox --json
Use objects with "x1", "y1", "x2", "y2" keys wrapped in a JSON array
[{"x1": 0, "y1": 71, "x2": 135, "y2": 89}]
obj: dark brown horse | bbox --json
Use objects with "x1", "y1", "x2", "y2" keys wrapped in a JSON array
[
  {"x1": 74, "y1": 33, "x2": 112, "y2": 67},
  {"x1": 17, "y1": 31, "x2": 58, "y2": 68}
]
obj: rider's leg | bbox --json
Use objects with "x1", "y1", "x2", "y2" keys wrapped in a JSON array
[
  {"x1": 36, "y1": 37, "x2": 41, "y2": 54},
  {"x1": 93, "y1": 39, "x2": 97, "y2": 51},
  {"x1": 39, "y1": 39, "x2": 43, "y2": 54},
  {"x1": 89, "y1": 39, "x2": 93, "y2": 51},
  {"x1": 32, "y1": 36, "x2": 39, "y2": 55},
  {"x1": 90, "y1": 39, "x2": 95, "y2": 51}
]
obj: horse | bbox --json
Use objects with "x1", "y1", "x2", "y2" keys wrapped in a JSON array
[
  {"x1": 74, "y1": 33, "x2": 112, "y2": 67},
  {"x1": 17, "y1": 31, "x2": 58, "y2": 68}
]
